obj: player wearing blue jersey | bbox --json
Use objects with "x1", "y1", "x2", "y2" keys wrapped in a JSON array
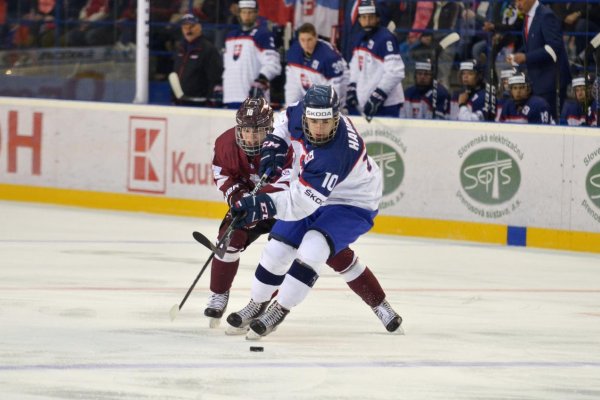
[
  {"x1": 400, "y1": 60, "x2": 451, "y2": 119},
  {"x1": 560, "y1": 76, "x2": 597, "y2": 126},
  {"x1": 495, "y1": 68, "x2": 516, "y2": 121},
  {"x1": 222, "y1": 0, "x2": 281, "y2": 107},
  {"x1": 453, "y1": 59, "x2": 488, "y2": 121},
  {"x1": 499, "y1": 73, "x2": 554, "y2": 124},
  {"x1": 284, "y1": 23, "x2": 349, "y2": 107},
  {"x1": 346, "y1": 0, "x2": 405, "y2": 122},
  {"x1": 225, "y1": 85, "x2": 403, "y2": 339}
]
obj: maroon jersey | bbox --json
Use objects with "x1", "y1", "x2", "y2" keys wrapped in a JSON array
[{"x1": 212, "y1": 127, "x2": 291, "y2": 206}]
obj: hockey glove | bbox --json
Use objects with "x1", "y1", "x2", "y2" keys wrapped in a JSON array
[
  {"x1": 345, "y1": 83, "x2": 359, "y2": 110},
  {"x1": 363, "y1": 88, "x2": 387, "y2": 122},
  {"x1": 249, "y1": 74, "x2": 269, "y2": 98},
  {"x1": 259, "y1": 134, "x2": 288, "y2": 180},
  {"x1": 225, "y1": 183, "x2": 249, "y2": 207},
  {"x1": 231, "y1": 193, "x2": 277, "y2": 228}
]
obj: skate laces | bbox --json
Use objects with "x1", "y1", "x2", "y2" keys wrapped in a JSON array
[
  {"x1": 372, "y1": 300, "x2": 398, "y2": 325},
  {"x1": 260, "y1": 302, "x2": 286, "y2": 327},
  {"x1": 237, "y1": 299, "x2": 266, "y2": 321},
  {"x1": 207, "y1": 291, "x2": 229, "y2": 311}
]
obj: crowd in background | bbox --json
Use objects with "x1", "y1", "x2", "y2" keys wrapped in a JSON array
[{"x1": 0, "y1": 0, "x2": 598, "y2": 126}]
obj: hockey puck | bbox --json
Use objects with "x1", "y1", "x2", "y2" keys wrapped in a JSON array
[{"x1": 249, "y1": 346, "x2": 264, "y2": 352}]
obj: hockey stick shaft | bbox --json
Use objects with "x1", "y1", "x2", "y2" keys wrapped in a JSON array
[
  {"x1": 193, "y1": 167, "x2": 273, "y2": 257},
  {"x1": 544, "y1": 45, "x2": 560, "y2": 120}
]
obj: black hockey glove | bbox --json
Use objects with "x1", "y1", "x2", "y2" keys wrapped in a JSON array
[
  {"x1": 259, "y1": 134, "x2": 288, "y2": 180},
  {"x1": 231, "y1": 193, "x2": 276, "y2": 228},
  {"x1": 363, "y1": 88, "x2": 387, "y2": 122},
  {"x1": 345, "y1": 83, "x2": 359, "y2": 110},
  {"x1": 249, "y1": 74, "x2": 269, "y2": 98}
]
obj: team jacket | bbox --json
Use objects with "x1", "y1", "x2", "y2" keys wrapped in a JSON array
[
  {"x1": 268, "y1": 102, "x2": 382, "y2": 221},
  {"x1": 400, "y1": 84, "x2": 451, "y2": 119},
  {"x1": 499, "y1": 96, "x2": 554, "y2": 124},
  {"x1": 222, "y1": 26, "x2": 281, "y2": 104},
  {"x1": 560, "y1": 100, "x2": 598, "y2": 126},
  {"x1": 173, "y1": 36, "x2": 223, "y2": 100},
  {"x1": 348, "y1": 27, "x2": 405, "y2": 110},
  {"x1": 284, "y1": 39, "x2": 349, "y2": 107},
  {"x1": 212, "y1": 128, "x2": 291, "y2": 204}
]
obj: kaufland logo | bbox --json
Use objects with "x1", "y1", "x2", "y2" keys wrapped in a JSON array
[{"x1": 127, "y1": 116, "x2": 167, "y2": 193}]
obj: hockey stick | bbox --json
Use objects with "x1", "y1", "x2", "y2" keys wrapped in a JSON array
[
  {"x1": 432, "y1": 32, "x2": 460, "y2": 119},
  {"x1": 169, "y1": 169, "x2": 273, "y2": 321},
  {"x1": 168, "y1": 72, "x2": 207, "y2": 104},
  {"x1": 192, "y1": 167, "x2": 272, "y2": 257},
  {"x1": 544, "y1": 45, "x2": 560, "y2": 121},
  {"x1": 591, "y1": 33, "x2": 600, "y2": 126},
  {"x1": 484, "y1": 36, "x2": 498, "y2": 121}
]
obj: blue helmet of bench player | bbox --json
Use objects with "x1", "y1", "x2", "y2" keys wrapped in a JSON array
[
  {"x1": 236, "y1": 97, "x2": 273, "y2": 156},
  {"x1": 302, "y1": 85, "x2": 340, "y2": 146}
]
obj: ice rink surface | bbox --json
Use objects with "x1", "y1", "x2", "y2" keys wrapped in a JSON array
[{"x1": 1, "y1": 200, "x2": 599, "y2": 400}]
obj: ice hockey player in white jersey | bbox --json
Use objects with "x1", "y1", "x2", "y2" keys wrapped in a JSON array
[
  {"x1": 226, "y1": 85, "x2": 403, "y2": 339},
  {"x1": 222, "y1": 0, "x2": 281, "y2": 107},
  {"x1": 345, "y1": 0, "x2": 405, "y2": 122},
  {"x1": 284, "y1": 22, "x2": 349, "y2": 107},
  {"x1": 499, "y1": 73, "x2": 554, "y2": 124}
]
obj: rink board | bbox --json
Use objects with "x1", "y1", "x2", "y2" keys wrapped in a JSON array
[{"x1": 1, "y1": 97, "x2": 599, "y2": 253}]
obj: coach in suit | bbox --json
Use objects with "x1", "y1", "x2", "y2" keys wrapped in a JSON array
[{"x1": 509, "y1": 0, "x2": 571, "y2": 119}]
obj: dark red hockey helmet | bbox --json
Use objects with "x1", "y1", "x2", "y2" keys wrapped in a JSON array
[{"x1": 235, "y1": 97, "x2": 273, "y2": 156}]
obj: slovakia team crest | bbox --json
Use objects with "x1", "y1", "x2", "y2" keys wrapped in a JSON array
[
  {"x1": 300, "y1": 73, "x2": 311, "y2": 90},
  {"x1": 233, "y1": 44, "x2": 243, "y2": 61}
]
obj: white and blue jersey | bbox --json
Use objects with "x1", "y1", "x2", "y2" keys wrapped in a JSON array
[
  {"x1": 499, "y1": 96, "x2": 554, "y2": 124},
  {"x1": 267, "y1": 101, "x2": 382, "y2": 252},
  {"x1": 560, "y1": 100, "x2": 598, "y2": 126},
  {"x1": 223, "y1": 26, "x2": 281, "y2": 104},
  {"x1": 285, "y1": 39, "x2": 349, "y2": 107},
  {"x1": 452, "y1": 88, "x2": 487, "y2": 121},
  {"x1": 401, "y1": 84, "x2": 451, "y2": 119},
  {"x1": 348, "y1": 27, "x2": 405, "y2": 110}
]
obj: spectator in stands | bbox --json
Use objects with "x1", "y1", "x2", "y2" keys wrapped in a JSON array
[
  {"x1": 508, "y1": 0, "x2": 571, "y2": 120},
  {"x1": 410, "y1": 0, "x2": 461, "y2": 90},
  {"x1": 400, "y1": 59, "x2": 450, "y2": 119},
  {"x1": 172, "y1": 14, "x2": 223, "y2": 107},
  {"x1": 63, "y1": 0, "x2": 114, "y2": 47},
  {"x1": 499, "y1": 72, "x2": 554, "y2": 124},
  {"x1": 114, "y1": 0, "x2": 136, "y2": 49},
  {"x1": 284, "y1": 23, "x2": 348, "y2": 107},
  {"x1": 453, "y1": 59, "x2": 487, "y2": 121},
  {"x1": 222, "y1": 0, "x2": 281, "y2": 109},
  {"x1": 15, "y1": 0, "x2": 58, "y2": 47},
  {"x1": 346, "y1": 0, "x2": 405, "y2": 122},
  {"x1": 551, "y1": 3, "x2": 600, "y2": 64},
  {"x1": 560, "y1": 76, "x2": 597, "y2": 126}
]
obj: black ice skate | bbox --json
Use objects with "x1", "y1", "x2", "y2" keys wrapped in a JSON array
[
  {"x1": 246, "y1": 301, "x2": 289, "y2": 340},
  {"x1": 204, "y1": 291, "x2": 229, "y2": 328},
  {"x1": 372, "y1": 299, "x2": 404, "y2": 334},
  {"x1": 225, "y1": 299, "x2": 270, "y2": 335}
]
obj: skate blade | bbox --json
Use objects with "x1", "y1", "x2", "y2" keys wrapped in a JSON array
[
  {"x1": 208, "y1": 317, "x2": 221, "y2": 329},
  {"x1": 245, "y1": 329, "x2": 262, "y2": 341},
  {"x1": 225, "y1": 325, "x2": 249, "y2": 336}
]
